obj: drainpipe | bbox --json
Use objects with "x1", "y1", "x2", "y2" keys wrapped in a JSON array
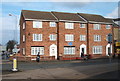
[
  {"x1": 57, "y1": 22, "x2": 59, "y2": 60},
  {"x1": 112, "y1": 24, "x2": 114, "y2": 55},
  {"x1": 87, "y1": 23, "x2": 89, "y2": 56}
]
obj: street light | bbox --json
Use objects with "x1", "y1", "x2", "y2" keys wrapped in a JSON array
[{"x1": 9, "y1": 13, "x2": 18, "y2": 42}]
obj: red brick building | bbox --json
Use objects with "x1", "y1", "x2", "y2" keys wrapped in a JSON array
[{"x1": 19, "y1": 10, "x2": 114, "y2": 61}]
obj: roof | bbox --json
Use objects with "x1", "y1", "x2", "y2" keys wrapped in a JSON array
[
  {"x1": 113, "y1": 18, "x2": 120, "y2": 21},
  {"x1": 52, "y1": 11, "x2": 85, "y2": 22},
  {"x1": 21, "y1": 10, "x2": 57, "y2": 21},
  {"x1": 78, "y1": 13, "x2": 113, "y2": 24}
]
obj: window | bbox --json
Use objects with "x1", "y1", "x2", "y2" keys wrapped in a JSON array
[
  {"x1": 33, "y1": 34, "x2": 42, "y2": 41},
  {"x1": 106, "y1": 35, "x2": 108, "y2": 41},
  {"x1": 93, "y1": 24, "x2": 101, "y2": 30},
  {"x1": 80, "y1": 35, "x2": 86, "y2": 41},
  {"x1": 49, "y1": 34, "x2": 56, "y2": 41},
  {"x1": 31, "y1": 47, "x2": 44, "y2": 55},
  {"x1": 80, "y1": 24, "x2": 86, "y2": 28},
  {"x1": 106, "y1": 25, "x2": 111, "y2": 29},
  {"x1": 23, "y1": 35, "x2": 25, "y2": 42},
  {"x1": 33, "y1": 21, "x2": 42, "y2": 28},
  {"x1": 22, "y1": 48, "x2": 25, "y2": 55},
  {"x1": 94, "y1": 35, "x2": 101, "y2": 41},
  {"x1": 23, "y1": 22, "x2": 25, "y2": 29},
  {"x1": 65, "y1": 22, "x2": 74, "y2": 29},
  {"x1": 50, "y1": 22, "x2": 56, "y2": 27},
  {"x1": 65, "y1": 34, "x2": 74, "y2": 41},
  {"x1": 64, "y1": 46, "x2": 75, "y2": 54},
  {"x1": 93, "y1": 46, "x2": 102, "y2": 54}
]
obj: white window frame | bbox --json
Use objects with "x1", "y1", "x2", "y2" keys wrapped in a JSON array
[
  {"x1": 23, "y1": 35, "x2": 25, "y2": 42},
  {"x1": 50, "y1": 22, "x2": 56, "y2": 27},
  {"x1": 80, "y1": 24, "x2": 86, "y2": 28},
  {"x1": 31, "y1": 47, "x2": 44, "y2": 55},
  {"x1": 106, "y1": 35, "x2": 108, "y2": 41},
  {"x1": 80, "y1": 35, "x2": 86, "y2": 41},
  {"x1": 49, "y1": 34, "x2": 56, "y2": 41},
  {"x1": 65, "y1": 22, "x2": 74, "y2": 29},
  {"x1": 64, "y1": 46, "x2": 75, "y2": 55},
  {"x1": 33, "y1": 21, "x2": 42, "y2": 28},
  {"x1": 93, "y1": 24, "x2": 101, "y2": 30},
  {"x1": 65, "y1": 34, "x2": 74, "y2": 41},
  {"x1": 106, "y1": 25, "x2": 111, "y2": 29},
  {"x1": 93, "y1": 46, "x2": 102, "y2": 54},
  {"x1": 23, "y1": 22, "x2": 25, "y2": 29},
  {"x1": 23, "y1": 48, "x2": 25, "y2": 55},
  {"x1": 33, "y1": 34, "x2": 42, "y2": 41},
  {"x1": 94, "y1": 35, "x2": 101, "y2": 41}
]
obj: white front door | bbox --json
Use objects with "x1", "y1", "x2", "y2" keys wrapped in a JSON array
[
  {"x1": 50, "y1": 44, "x2": 57, "y2": 59},
  {"x1": 80, "y1": 44, "x2": 86, "y2": 57},
  {"x1": 106, "y1": 44, "x2": 112, "y2": 56}
]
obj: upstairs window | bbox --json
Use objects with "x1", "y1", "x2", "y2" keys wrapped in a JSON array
[
  {"x1": 50, "y1": 22, "x2": 56, "y2": 27},
  {"x1": 93, "y1": 24, "x2": 101, "y2": 30},
  {"x1": 23, "y1": 22, "x2": 25, "y2": 29},
  {"x1": 65, "y1": 22, "x2": 74, "y2": 29},
  {"x1": 65, "y1": 34, "x2": 74, "y2": 41},
  {"x1": 80, "y1": 35, "x2": 86, "y2": 41},
  {"x1": 33, "y1": 34, "x2": 42, "y2": 41},
  {"x1": 94, "y1": 35, "x2": 101, "y2": 41},
  {"x1": 106, "y1": 25, "x2": 111, "y2": 29},
  {"x1": 22, "y1": 48, "x2": 25, "y2": 55},
  {"x1": 23, "y1": 35, "x2": 25, "y2": 42},
  {"x1": 33, "y1": 21, "x2": 42, "y2": 28},
  {"x1": 49, "y1": 34, "x2": 57, "y2": 41},
  {"x1": 80, "y1": 24, "x2": 86, "y2": 28}
]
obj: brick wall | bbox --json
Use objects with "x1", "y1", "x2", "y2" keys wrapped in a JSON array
[{"x1": 88, "y1": 23, "x2": 113, "y2": 57}]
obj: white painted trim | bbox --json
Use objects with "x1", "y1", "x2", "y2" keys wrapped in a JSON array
[
  {"x1": 59, "y1": 20, "x2": 86, "y2": 23},
  {"x1": 106, "y1": 44, "x2": 112, "y2": 56},
  {"x1": 80, "y1": 44, "x2": 87, "y2": 56},
  {"x1": 89, "y1": 21, "x2": 113, "y2": 24},
  {"x1": 25, "y1": 18, "x2": 57, "y2": 22},
  {"x1": 50, "y1": 44, "x2": 57, "y2": 59}
]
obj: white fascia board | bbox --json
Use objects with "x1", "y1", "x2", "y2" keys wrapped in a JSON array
[
  {"x1": 88, "y1": 21, "x2": 113, "y2": 25},
  {"x1": 59, "y1": 20, "x2": 87, "y2": 23},
  {"x1": 25, "y1": 18, "x2": 58, "y2": 22}
]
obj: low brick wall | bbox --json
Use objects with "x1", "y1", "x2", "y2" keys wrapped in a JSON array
[{"x1": 9, "y1": 56, "x2": 55, "y2": 62}]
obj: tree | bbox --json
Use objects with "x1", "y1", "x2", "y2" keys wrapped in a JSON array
[{"x1": 6, "y1": 40, "x2": 17, "y2": 52}]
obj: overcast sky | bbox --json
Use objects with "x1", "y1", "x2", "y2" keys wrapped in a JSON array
[{"x1": 0, "y1": 0, "x2": 119, "y2": 45}]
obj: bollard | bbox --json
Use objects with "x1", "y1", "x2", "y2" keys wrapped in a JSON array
[{"x1": 12, "y1": 58, "x2": 18, "y2": 71}]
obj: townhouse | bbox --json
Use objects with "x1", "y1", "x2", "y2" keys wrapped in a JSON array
[
  {"x1": 78, "y1": 13, "x2": 114, "y2": 58},
  {"x1": 19, "y1": 10, "x2": 115, "y2": 61}
]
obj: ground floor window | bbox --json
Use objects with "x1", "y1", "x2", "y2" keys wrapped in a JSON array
[
  {"x1": 93, "y1": 46, "x2": 102, "y2": 54},
  {"x1": 31, "y1": 46, "x2": 44, "y2": 55},
  {"x1": 64, "y1": 46, "x2": 75, "y2": 55}
]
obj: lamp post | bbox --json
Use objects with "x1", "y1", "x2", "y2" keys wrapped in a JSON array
[{"x1": 9, "y1": 13, "x2": 18, "y2": 42}]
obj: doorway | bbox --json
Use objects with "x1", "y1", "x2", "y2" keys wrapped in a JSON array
[
  {"x1": 50, "y1": 44, "x2": 57, "y2": 59},
  {"x1": 80, "y1": 44, "x2": 86, "y2": 57}
]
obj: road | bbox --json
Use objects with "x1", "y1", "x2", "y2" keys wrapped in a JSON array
[{"x1": 1, "y1": 58, "x2": 119, "y2": 80}]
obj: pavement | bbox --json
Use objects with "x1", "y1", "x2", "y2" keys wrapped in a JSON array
[{"x1": 1, "y1": 58, "x2": 119, "y2": 80}]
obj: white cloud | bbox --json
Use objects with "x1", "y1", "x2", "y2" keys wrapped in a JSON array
[{"x1": 106, "y1": 7, "x2": 118, "y2": 18}]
